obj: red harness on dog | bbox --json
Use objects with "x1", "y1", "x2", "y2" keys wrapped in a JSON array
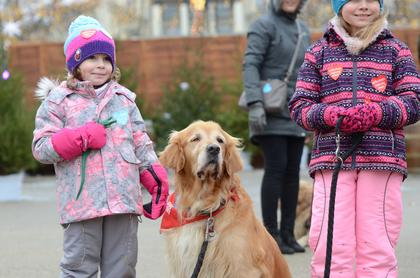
[{"x1": 160, "y1": 190, "x2": 239, "y2": 232}]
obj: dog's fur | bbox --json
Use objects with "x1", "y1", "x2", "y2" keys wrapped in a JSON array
[
  {"x1": 159, "y1": 121, "x2": 291, "y2": 278},
  {"x1": 294, "y1": 180, "x2": 313, "y2": 247}
]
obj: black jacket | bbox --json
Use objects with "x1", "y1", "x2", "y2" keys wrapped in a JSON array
[{"x1": 243, "y1": 0, "x2": 310, "y2": 139}]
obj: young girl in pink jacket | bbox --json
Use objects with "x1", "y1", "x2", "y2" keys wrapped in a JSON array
[
  {"x1": 289, "y1": 0, "x2": 420, "y2": 277},
  {"x1": 32, "y1": 15, "x2": 168, "y2": 277}
]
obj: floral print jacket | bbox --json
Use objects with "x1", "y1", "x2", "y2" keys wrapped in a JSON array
[{"x1": 32, "y1": 79, "x2": 158, "y2": 224}]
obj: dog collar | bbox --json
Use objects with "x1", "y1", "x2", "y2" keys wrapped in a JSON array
[{"x1": 160, "y1": 190, "x2": 239, "y2": 232}]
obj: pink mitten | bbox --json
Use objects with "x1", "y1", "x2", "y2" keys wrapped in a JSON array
[
  {"x1": 366, "y1": 102, "x2": 383, "y2": 126},
  {"x1": 341, "y1": 103, "x2": 382, "y2": 133},
  {"x1": 324, "y1": 105, "x2": 347, "y2": 127},
  {"x1": 51, "y1": 122, "x2": 106, "y2": 160},
  {"x1": 140, "y1": 163, "x2": 169, "y2": 220}
]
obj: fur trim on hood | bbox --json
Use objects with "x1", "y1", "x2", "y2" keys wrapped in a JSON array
[
  {"x1": 34, "y1": 77, "x2": 60, "y2": 100},
  {"x1": 330, "y1": 16, "x2": 388, "y2": 55}
]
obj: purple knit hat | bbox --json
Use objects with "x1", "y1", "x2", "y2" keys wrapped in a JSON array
[{"x1": 64, "y1": 15, "x2": 115, "y2": 73}]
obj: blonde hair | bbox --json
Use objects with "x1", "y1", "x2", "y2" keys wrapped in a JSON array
[
  {"x1": 339, "y1": 13, "x2": 387, "y2": 41},
  {"x1": 66, "y1": 67, "x2": 121, "y2": 90}
]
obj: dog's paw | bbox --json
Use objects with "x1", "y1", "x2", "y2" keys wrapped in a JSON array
[{"x1": 297, "y1": 235, "x2": 308, "y2": 248}]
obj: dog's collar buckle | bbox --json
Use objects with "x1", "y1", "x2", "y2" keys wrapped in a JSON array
[{"x1": 204, "y1": 213, "x2": 216, "y2": 241}]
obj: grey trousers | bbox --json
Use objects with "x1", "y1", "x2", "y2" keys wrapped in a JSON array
[{"x1": 60, "y1": 214, "x2": 138, "y2": 278}]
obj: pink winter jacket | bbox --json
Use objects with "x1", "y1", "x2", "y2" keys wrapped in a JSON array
[{"x1": 32, "y1": 79, "x2": 158, "y2": 224}]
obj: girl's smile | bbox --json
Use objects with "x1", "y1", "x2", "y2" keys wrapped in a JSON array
[
  {"x1": 341, "y1": 0, "x2": 380, "y2": 34},
  {"x1": 78, "y1": 54, "x2": 113, "y2": 86}
]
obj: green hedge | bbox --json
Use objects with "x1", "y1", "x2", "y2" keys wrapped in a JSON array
[{"x1": 0, "y1": 73, "x2": 37, "y2": 175}]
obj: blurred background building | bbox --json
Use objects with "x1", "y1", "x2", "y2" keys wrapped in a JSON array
[
  {"x1": 1, "y1": 0, "x2": 419, "y2": 43},
  {"x1": 0, "y1": 0, "x2": 419, "y2": 174}
]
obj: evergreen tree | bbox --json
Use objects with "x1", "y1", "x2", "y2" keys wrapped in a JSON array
[
  {"x1": 0, "y1": 18, "x2": 35, "y2": 174},
  {"x1": 0, "y1": 20, "x2": 8, "y2": 80}
]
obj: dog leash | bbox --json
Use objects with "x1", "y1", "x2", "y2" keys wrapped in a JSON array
[
  {"x1": 191, "y1": 212, "x2": 216, "y2": 278},
  {"x1": 323, "y1": 116, "x2": 363, "y2": 278}
]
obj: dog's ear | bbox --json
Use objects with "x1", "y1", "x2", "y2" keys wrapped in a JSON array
[
  {"x1": 223, "y1": 130, "x2": 243, "y2": 176},
  {"x1": 159, "y1": 131, "x2": 185, "y2": 173}
]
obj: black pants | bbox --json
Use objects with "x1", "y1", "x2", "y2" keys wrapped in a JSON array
[{"x1": 257, "y1": 135, "x2": 305, "y2": 236}]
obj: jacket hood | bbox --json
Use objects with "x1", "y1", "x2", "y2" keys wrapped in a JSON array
[
  {"x1": 35, "y1": 77, "x2": 108, "y2": 101},
  {"x1": 34, "y1": 77, "x2": 60, "y2": 100},
  {"x1": 35, "y1": 77, "x2": 135, "y2": 103},
  {"x1": 269, "y1": 0, "x2": 308, "y2": 15},
  {"x1": 326, "y1": 16, "x2": 390, "y2": 55}
]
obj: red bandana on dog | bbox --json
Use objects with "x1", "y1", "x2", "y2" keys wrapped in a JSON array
[{"x1": 160, "y1": 191, "x2": 239, "y2": 232}]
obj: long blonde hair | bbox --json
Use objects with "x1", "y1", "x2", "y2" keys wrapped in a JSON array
[
  {"x1": 66, "y1": 67, "x2": 121, "y2": 90},
  {"x1": 339, "y1": 13, "x2": 387, "y2": 42}
]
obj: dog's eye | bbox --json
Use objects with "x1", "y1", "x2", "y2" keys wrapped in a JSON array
[
  {"x1": 191, "y1": 137, "x2": 200, "y2": 142},
  {"x1": 216, "y1": 137, "x2": 224, "y2": 144}
]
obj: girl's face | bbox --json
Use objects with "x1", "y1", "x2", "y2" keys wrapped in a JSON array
[
  {"x1": 341, "y1": 0, "x2": 380, "y2": 34},
  {"x1": 78, "y1": 54, "x2": 113, "y2": 86},
  {"x1": 281, "y1": 0, "x2": 301, "y2": 13}
]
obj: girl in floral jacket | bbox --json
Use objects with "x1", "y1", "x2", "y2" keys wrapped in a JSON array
[
  {"x1": 289, "y1": 0, "x2": 420, "y2": 277},
  {"x1": 32, "y1": 15, "x2": 168, "y2": 277}
]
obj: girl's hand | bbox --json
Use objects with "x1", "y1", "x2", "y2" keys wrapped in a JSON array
[
  {"x1": 83, "y1": 122, "x2": 107, "y2": 149},
  {"x1": 140, "y1": 163, "x2": 169, "y2": 220},
  {"x1": 341, "y1": 103, "x2": 382, "y2": 133},
  {"x1": 51, "y1": 122, "x2": 106, "y2": 160},
  {"x1": 324, "y1": 105, "x2": 347, "y2": 128}
]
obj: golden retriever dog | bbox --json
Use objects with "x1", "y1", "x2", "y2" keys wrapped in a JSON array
[
  {"x1": 294, "y1": 180, "x2": 313, "y2": 247},
  {"x1": 159, "y1": 121, "x2": 291, "y2": 278}
]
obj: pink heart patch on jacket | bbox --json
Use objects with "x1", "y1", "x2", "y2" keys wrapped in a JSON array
[
  {"x1": 327, "y1": 66, "x2": 343, "y2": 81},
  {"x1": 371, "y1": 75, "x2": 387, "y2": 92}
]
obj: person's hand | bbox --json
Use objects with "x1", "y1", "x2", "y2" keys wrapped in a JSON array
[
  {"x1": 51, "y1": 122, "x2": 106, "y2": 160},
  {"x1": 248, "y1": 102, "x2": 266, "y2": 131},
  {"x1": 140, "y1": 163, "x2": 169, "y2": 220},
  {"x1": 341, "y1": 103, "x2": 382, "y2": 133},
  {"x1": 83, "y1": 122, "x2": 107, "y2": 149},
  {"x1": 323, "y1": 105, "x2": 347, "y2": 128}
]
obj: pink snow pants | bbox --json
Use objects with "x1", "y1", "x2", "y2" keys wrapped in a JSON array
[{"x1": 309, "y1": 170, "x2": 403, "y2": 278}]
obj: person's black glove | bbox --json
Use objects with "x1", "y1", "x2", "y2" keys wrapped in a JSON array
[{"x1": 248, "y1": 102, "x2": 266, "y2": 131}]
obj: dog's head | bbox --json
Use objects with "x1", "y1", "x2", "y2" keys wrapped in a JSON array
[
  {"x1": 160, "y1": 120, "x2": 243, "y2": 180},
  {"x1": 159, "y1": 121, "x2": 243, "y2": 215}
]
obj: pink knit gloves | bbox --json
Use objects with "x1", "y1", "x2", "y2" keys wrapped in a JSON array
[
  {"x1": 140, "y1": 163, "x2": 169, "y2": 220},
  {"x1": 324, "y1": 106, "x2": 347, "y2": 128},
  {"x1": 51, "y1": 122, "x2": 106, "y2": 160},
  {"x1": 341, "y1": 103, "x2": 382, "y2": 133},
  {"x1": 324, "y1": 103, "x2": 382, "y2": 133}
]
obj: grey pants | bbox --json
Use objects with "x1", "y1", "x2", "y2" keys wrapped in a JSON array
[{"x1": 60, "y1": 214, "x2": 138, "y2": 278}]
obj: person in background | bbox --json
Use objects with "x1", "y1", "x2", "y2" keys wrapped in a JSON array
[
  {"x1": 289, "y1": 0, "x2": 420, "y2": 276},
  {"x1": 32, "y1": 15, "x2": 169, "y2": 277},
  {"x1": 242, "y1": 0, "x2": 311, "y2": 254}
]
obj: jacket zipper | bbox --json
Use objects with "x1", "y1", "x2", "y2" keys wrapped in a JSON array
[
  {"x1": 390, "y1": 130, "x2": 395, "y2": 152},
  {"x1": 315, "y1": 131, "x2": 320, "y2": 153}
]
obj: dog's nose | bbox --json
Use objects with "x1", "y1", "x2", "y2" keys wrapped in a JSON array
[{"x1": 207, "y1": 144, "x2": 220, "y2": 155}]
